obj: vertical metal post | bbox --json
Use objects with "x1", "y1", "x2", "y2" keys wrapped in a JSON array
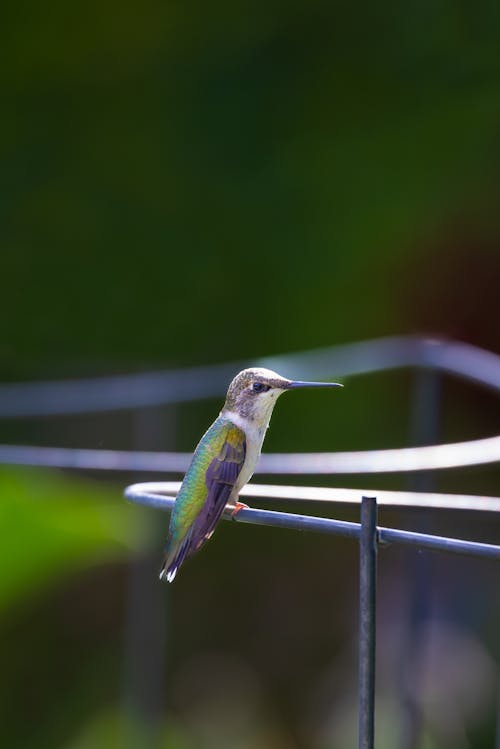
[
  {"x1": 122, "y1": 406, "x2": 175, "y2": 747},
  {"x1": 399, "y1": 369, "x2": 440, "y2": 749},
  {"x1": 496, "y1": 683, "x2": 500, "y2": 749},
  {"x1": 358, "y1": 496, "x2": 378, "y2": 749}
]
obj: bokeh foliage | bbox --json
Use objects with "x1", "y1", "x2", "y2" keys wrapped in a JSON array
[
  {"x1": 2, "y1": 1, "x2": 500, "y2": 375},
  {"x1": 0, "y1": 468, "x2": 141, "y2": 611}
]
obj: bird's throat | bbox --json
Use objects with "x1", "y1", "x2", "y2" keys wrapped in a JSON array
[{"x1": 221, "y1": 409, "x2": 269, "y2": 445}]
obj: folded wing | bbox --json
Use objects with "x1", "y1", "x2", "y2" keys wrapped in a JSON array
[{"x1": 160, "y1": 420, "x2": 246, "y2": 582}]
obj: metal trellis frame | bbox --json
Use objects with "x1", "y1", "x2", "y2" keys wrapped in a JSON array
[
  {"x1": 123, "y1": 482, "x2": 500, "y2": 560},
  {"x1": 2, "y1": 335, "x2": 500, "y2": 748},
  {"x1": 123, "y1": 482, "x2": 500, "y2": 749}
]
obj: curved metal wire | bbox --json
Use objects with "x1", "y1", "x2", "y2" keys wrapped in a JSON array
[
  {"x1": 125, "y1": 480, "x2": 500, "y2": 513},
  {"x1": 2, "y1": 433, "x2": 500, "y2": 474},
  {"x1": 124, "y1": 483, "x2": 500, "y2": 560},
  {"x1": 1, "y1": 335, "x2": 499, "y2": 418}
]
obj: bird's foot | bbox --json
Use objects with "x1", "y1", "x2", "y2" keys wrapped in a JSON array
[{"x1": 230, "y1": 501, "x2": 249, "y2": 518}]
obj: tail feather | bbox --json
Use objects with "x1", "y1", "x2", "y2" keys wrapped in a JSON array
[
  {"x1": 159, "y1": 563, "x2": 178, "y2": 583},
  {"x1": 159, "y1": 532, "x2": 192, "y2": 583}
]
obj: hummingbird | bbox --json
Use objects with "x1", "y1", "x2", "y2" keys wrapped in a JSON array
[{"x1": 159, "y1": 367, "x2": 342, "y2": 582}]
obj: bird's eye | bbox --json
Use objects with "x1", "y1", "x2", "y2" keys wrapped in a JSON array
[{"x1": 252, "y1": 382, "x2": 271, "y2": 393}]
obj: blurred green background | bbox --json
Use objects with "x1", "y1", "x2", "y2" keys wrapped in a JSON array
[{"x1": 1, "y1": 1, "x2": 500, "y2": 747}]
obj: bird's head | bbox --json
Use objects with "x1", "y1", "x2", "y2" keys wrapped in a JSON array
[{"x1": 222, "y1": 367, "x2": 342, "y2": 424}]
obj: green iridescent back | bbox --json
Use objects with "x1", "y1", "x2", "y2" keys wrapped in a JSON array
[{"x1": 167, "y1": 416, "x2": 244, "y2": 543}]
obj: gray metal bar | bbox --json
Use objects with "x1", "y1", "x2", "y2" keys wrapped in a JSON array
[
  {"x1": 0, "y1": 444, "x2": 192, "y2": 472},
  {"x1": 123, "y1": 484, "x2": 500, "y2": 560},
  {"x1": 399, "y1": 368, "x2": 440, "y2": 749},
  {"x1": 124, "y1": 486, "x2": 361, "y2": 539},
  {"x1": 496, "y1": 683, "x2": 500, "y2": 749},
  {"x1": 0, "y1": 361, "x2": 244, "y2": 417},
  {"x1": 3, "y1": 435, "x2": 500, "y2": 474},
  {"x1": 1, "y1": 336, "x2": 500, "y2": 418},
  {"x1": 377, "y1": 527, "x2": 500, "y2": 559},
  {"x1": 358, "y1": 497, "x2": 378, "y2": 749},
  {"x1": 122, "y1": 409, "x2": 170, "y2": 746}
]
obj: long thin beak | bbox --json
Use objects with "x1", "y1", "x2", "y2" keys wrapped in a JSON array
[{"x1": 286, "y1": 380, "x2": 343, "y2": 389}]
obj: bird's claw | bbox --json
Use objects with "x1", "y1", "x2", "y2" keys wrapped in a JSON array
[{"x1": 230, "y1": 501, "x2": 249, "y2": 518}]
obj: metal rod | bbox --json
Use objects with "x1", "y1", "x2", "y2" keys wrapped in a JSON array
[
  {"x1": 124, "y1": 484, "x2": 500, "y2": 560},
  {"x1": 358, "y1": 497, "x2": 378, "y2": 749},
  {"x1": 1, "y1": 336, "x2": 500, "y2": 418},
  {"x1": 124, "y1": 484, "x2": 362, "y2": 539},
  {"x1": 399, "y1": 368, "x2": 440, "y2": 749},
  {"x1": 122, "y1": 409, "x2": 170, "y2": 747},
  {"x1": 496, "y1": 681, "x2": 500, "y2": 749},
  {"x1": 377, "y1": 527, "x2": 500, "y2": 559},
  {"x1": 3, "y1": 434, "x2": 500, "y2": 473}
]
